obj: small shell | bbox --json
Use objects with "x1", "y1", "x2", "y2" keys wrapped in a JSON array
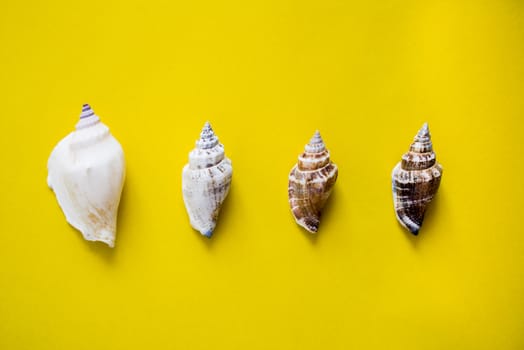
[
  {"x1": 182, "y1": 122, "x2": 232, "y2": 238},
  {"x1": 47, "y1": 104, "x2": 126, "y2": 247},
  {"x1": 288, "y1": 131, "x2": 338, "y2": 233},
  {"x1": 392, "y1": 123, "x2": 443, "y2": 235}
]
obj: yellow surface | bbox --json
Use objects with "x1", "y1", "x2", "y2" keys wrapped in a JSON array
[{"x1": 1, "y1": 0, "x2": 523, "y2": 349}]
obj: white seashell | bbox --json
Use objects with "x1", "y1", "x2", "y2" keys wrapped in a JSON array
[
  {"x1": 47, "y1": 104, "x2": 126, "y2": 247},
  {"x1": 182, "y1": 122, "x2": 232, "y2": 238}
]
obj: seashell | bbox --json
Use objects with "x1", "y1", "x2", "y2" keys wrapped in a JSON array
[
  {"x1": 288, "y1": 131, "x2": 338, "y2": 233},
  {"x1": 47, "y1": 104, "x2": 126, "y2": 247},
  {"x1": 182, "y1": 122, "x2": 232, "y2": 238},
  {"x1": 392, "y1": 122, "x2": 443, "y2": 235}
]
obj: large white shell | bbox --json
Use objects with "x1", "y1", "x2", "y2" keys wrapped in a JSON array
[
  {"x1": 47, "y1": 104, "x2": 126, "y2": 247},
  {"x1": 182, "y1": 122, "x2": 232, "y2": 238}
]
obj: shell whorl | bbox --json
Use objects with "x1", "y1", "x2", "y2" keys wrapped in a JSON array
[
  {"x1": 75, "y1": 104, "x2": 100, "y2": 130},
  {"x1": 401, "y1": 123, "x2": 436, "y2": 171},
  {"x1": 189, "y1": 122, "x2": 225, "y2": 170},
  {"x1": 298, "y1": 131, "x2": 330, "y2": 171},
  {"x1": 289, "y1": 131, "x2": 338, "y2": 233},
  {"x1": 69, "y1": 104, "x2": 110, "y2": 151},
  {"x1": 305, "y1": 130, "x2": 326, "y2": 153},
  {"x1": 196, "y1": 121, "x2": 219, "y2": 149},
  {"x1": 392, "y1": 122, "x2": 443, "y2": 235}
]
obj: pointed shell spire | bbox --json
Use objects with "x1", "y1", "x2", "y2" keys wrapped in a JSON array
[
  {"x1": 416, "y1": 122, "x2": 430, "y2": 140},
  {"x1": 409, "y1": 122, "x2": 433, "y2": 154},
  {"x1": 305, "y1": 130, "x2": 326, "y2": 153},
  {"x1": 196, "y1": 121, "x2": 219, "y2": 149},
  {"x1": 298, "y1": 131, "x2": 330, "y2": 171},
  {"x1": 76, "y1": 103, "x2": 100, "y2": 130},
  {"x1": 401, "y1": 122, "x2": 436, "y2": 171}
]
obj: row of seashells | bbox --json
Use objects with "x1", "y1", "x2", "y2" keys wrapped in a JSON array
[{"x1": 47, "y1": 104, "x2": 443, "y2": 247}]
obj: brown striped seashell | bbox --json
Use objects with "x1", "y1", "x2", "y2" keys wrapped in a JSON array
[
  {"x1": 392, "y1": 123, "x2": 443, "y2": 235},
  {"x1": 288, "y1": 131, "x2": 338, "y2": 233}
]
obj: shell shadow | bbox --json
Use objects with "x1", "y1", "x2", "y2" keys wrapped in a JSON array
[
  {"x1": 84, "y1": 238, "x2": 116, "y2": 263},
  {"x1": 302, "y1": 227, "x2": 319, "y2": 244},
  {"x1": 115, "y1": 180, "x2": 129, "y2": 246}
]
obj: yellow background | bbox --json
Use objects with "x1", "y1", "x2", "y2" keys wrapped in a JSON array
[{"x1": 1, "y1": 0, "x2": 523, "y2": 349}]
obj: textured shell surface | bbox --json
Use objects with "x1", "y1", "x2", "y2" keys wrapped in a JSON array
[
  {"x1": 392, "y1": 123, "x2": 443, "y2": 235},
  {"x1": 182, "y1": 122, "x2": 232, "y2": 238},
  {"x1": 288, "y1": 131, "x2": 338, "y2": 233},
  {"x1": 47, "y1": 104, "x2": 126, "y2": 247}
]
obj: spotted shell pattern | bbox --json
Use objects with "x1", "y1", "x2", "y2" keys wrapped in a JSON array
[
  {"x1": 182, "y1": 122, "x2": 232, "y2": 238},
  {"x1": 392, "y1": 123, "x2": 443, "y2": 235},
  {"x1": 288, "y1": 131, "x2": 338, "y2": 233}
]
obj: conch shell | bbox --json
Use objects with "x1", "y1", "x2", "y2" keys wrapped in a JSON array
[
  {"x1": 47, "y1": 104, "x2": 126, "y2": 247},
  {"x1": 182, "y1": 122, "x2": 232, "y2": 238},
  {"x1": 392, "y1": 123, "x2": 443, "y2": 235},
  {"x1": 288, "y1": 131, "x2": 338, "y2": 233}
]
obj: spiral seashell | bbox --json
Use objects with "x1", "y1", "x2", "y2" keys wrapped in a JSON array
[
  {"x1": 392, "y1": 123, "x2": 443, "y2": 235},
  {"x1": 47, "y1": 104, "x2": 126, "y2": 247},
  {"x1": 288, "y1": 131, "x2": 338, "y2": 233},
  {"x1": 182, "y1": 122, "x2": 232, "y2": 238}
]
